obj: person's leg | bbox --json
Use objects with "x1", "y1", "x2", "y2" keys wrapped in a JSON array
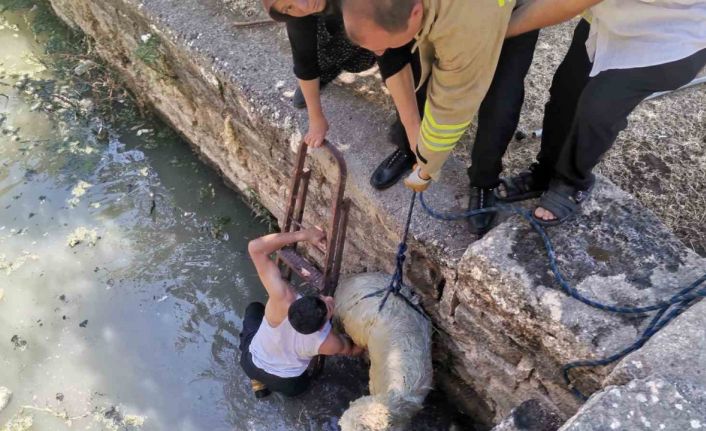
[
  {"x1": 534, "y1": 19, "x2": 592, "y2": 183},
  {"x1": 239, "y1": 302, "x2": 265, "y2": 352},
  {"x1": 370, "y1": 46, "x2": 425, "y2": 190},
  {"x1": 239, "y1": 349, "x2": 312, "y2": 397},
  {"x1": 268, "y1": 372, "x2": 311, "y2": 397},
  {"x1": 536, "y1": 47, "x2": 706, "y2": 223},
  {"x1": 468, "y1": 29, "x2": 540, "y2": 189},
  {"x1": 316, "y1": 16, "x2": 343, "y2": 86},
  {"x1": 465, "y1": 29, "x2": 539, "y2": 234},
  {"x1": 238, "y1": 302, "x2": 271, "y2": 397},
  {"x1": 496, "y1": 19, "x2": 592, "y2": 203},
  {"x1": 339, "y1": 39, "x2": 376, "y2": 75}
]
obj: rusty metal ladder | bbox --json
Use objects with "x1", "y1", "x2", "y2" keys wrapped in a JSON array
[{"x1": 275, "y1": 140, "x2": 350, "y2": 297}]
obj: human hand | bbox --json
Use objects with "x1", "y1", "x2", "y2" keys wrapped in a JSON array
[
  {"x1": 350, "y1": 344, "x2": 365, "y2": 356},
  {"x1": 403, "y1": 164, "x2": 431, "y2": 192},
  {"x1": 303, "y1": 226, "x2": 327, "y2": 249},
  {"x1": 339, "y1": 333, "x2": 365, "y2": 356},
  {"x1": 304, "y1": 114, "x2": 328, "y2": 148}
]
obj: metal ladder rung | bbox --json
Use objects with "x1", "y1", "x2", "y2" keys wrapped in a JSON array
[{"x1": 276, "y1": 247, "x2": 323, "y2": 291}]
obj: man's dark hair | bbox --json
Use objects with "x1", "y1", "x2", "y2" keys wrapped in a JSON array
[
  {"x1": 288, "y1": 296, "x2": 328, "y2": 335},
  {"x1": 342, "y1": 0, "x2": 418, "y2": 33}
]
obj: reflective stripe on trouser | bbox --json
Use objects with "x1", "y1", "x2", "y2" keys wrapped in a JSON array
[{"x1": 417, "y1": 102, "x2": 470, "y2": 179}]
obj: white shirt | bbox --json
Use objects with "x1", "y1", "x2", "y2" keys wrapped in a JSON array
[
  {"x1": 586, "y1": 0, "x2": 706, "y2": 76},
  {"x1": 249, "y1": 315, "x2": 331, "y2": 378}
]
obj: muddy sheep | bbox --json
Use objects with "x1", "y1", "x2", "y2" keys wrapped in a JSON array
[{"x1": 335, "y1": 272, "x2": 432, "y2": 431}]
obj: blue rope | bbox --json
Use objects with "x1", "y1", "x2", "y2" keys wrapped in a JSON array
[
  {"x1": 361, "y1": 191, "x2": 428, "y2": 319},
  {"x1": 417, "y1": 191, "x2": 706, "y2": 400}
]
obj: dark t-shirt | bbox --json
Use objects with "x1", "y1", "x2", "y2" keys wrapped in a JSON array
[
  {"x1": 284, "y1": 3, "x2": 413, "y2": 82},
  {"x1": 286, "y1": 15, "x2": 326, "y2": 80}
]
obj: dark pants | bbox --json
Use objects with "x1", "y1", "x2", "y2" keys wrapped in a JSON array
[
  {"x1": 547, "y1": 29, "x2": 706, "y2": 190},
  {"x1": 470, "y1": 19, "x2": 706, "y2": 192},
  {"x1": 239, "y1": 302, "x2": 311, "y2": 397},
  {"x1": 377, "y1": 41, "x2": 430, "y2": 156},
  {"x1": 534, "y1": 20, "x2": 593, "y2": 186},
  {"x1": 468, "y1": 29, "x2": 540, "y2": 188}
]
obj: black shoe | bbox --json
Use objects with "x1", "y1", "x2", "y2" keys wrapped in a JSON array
[
  {"x1": 496, "y1": 162, "x2": 551, "y2": 202},
  {"x1": 467, "y1": 186, "x2": 497, "y2": 236},
  {"x1": 292, "y1": 87, "x2": 306, "y2": 109},
  {"x1": 370, "y1": 148, "x2": 415, "y2": 190}
]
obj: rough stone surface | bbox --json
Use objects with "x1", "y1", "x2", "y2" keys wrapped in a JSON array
[
  {"x1": 491, "y1": 399, "x2": 563, "y2": 431},
  {"x1": 605, "y1": 299, "x2": 706, "y2": 414},
  {"x1": 548, "y1": 300, "x2": 706, "y2": 430},
  {"x1": 48, "y1": 0, "x2": 706, "y2": 425},
  {"x1": 417, "y1": 177, "x2": 705, "y2": 418},
  {"x1": 559, "y1": 377, "x2": 706, "y2": 431},
  {"x1": 0, "y1": 386, "x2": 12, "y2": 413}
]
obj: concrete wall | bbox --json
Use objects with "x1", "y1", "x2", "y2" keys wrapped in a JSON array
[{"x1": 49, "y1": 0, "x2": 706, "y2": 426}]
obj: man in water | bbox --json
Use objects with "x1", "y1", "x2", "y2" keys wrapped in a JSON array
[{"x1": 239, "y1": 227, "x2": 363, "y2": 397}]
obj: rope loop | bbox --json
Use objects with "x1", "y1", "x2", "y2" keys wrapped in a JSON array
[
  {"x1": 363, "y1": 192, "x2": 428, "y2": 318},
  {"x1": 416, "y1": 191, "x2": 705, "y2": 400},
  {"x1": 365, "y1": 190, "x2": 704, "y2": 399}
]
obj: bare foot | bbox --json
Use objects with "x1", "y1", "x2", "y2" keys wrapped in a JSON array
[{"x1": 534, "y1": 206, "x2": 557, "y2": 221}]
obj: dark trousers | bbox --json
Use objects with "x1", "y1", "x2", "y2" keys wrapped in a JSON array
[
  {"x1": 534, "y1": 20, "x2": 593, "y2": 186},
  {"x1": 468, "y1": 29, "x2": 540, "y2": 188},
  {"x1": 547, "y1": 28, "x2": 706, "y2": 190},
  {"x1": 377, "y1": 41, "x2": 430, "y2": 156},
  {"x1": 470, "y1": 18, "x2": 706, "y2": 191},
  {"x1": 239, "y1": 302, "x2": 311, "y2": 397}
]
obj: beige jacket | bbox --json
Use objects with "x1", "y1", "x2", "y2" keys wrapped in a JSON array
[{"x1": 413, "y1": 0, "x2": 514, "y2": 179}]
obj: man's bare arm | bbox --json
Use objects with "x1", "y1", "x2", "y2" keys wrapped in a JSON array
[
  {"x1": 385, "y1": 64, "x2": 422, "y2": 155},
  {"x1": 318, "y1": 331, "x2": 364, "y2": 356},
  {"x1": 299, "y1": 78, "x2": 329, "y2": 148},
  {"x1": 507, "y1": 0, "x2": 602, "y2": 38},
  {"x1": 247, "y1": 228, "x2": 324, "y2": 301}
]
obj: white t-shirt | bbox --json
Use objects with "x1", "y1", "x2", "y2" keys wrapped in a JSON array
[
  {"x1": 586, "y1": 0, "x2": 706, "y2": 76},
  {"x1": 249, "y1": 315, "x2": 331, "y2": 378}
]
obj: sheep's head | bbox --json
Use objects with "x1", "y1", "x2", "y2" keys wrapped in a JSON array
[{"x1": 339, "y1": 392, "x2": 424, "y2": 431}]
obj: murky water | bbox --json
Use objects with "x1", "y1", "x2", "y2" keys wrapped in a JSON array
[
  {"x1": 0, "y1": 8, "x2": 467, "y2": 431},
  {"x1": 0, "y1": 9, "x2": 374, "y2": 431}
]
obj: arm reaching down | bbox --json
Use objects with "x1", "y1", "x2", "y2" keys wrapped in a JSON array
[
  {"x1": 507, "y1": 0, "x2": 602, "y2": 38},
  {"x1": 412, "y1": 1, "x2": 511, "y2": 184},
  {"x1": 385, "y1": 63, "x2": 422, "y2": 155},
  {"x1": 299, "y1": 78, "x2": 329, "y2": 148},
  {"x1": 286, "y1": 17, "x2": 329, "y2": 147},
  {"x1": 318, "y1": 331, "x2": 365, "y2": 356}
]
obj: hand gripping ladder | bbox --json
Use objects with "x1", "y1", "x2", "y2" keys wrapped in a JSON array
[{"x1": 275, "y1": 140, "x2": 350, "y2": 297}]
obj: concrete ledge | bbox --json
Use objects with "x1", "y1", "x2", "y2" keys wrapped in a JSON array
[
  {"x1": 426, "y1": 177, "x2": 705, "y2": 417},
  {"x1": 49, "y1": 0, "x2": 706, "y2": 425},
  {"x1": 605, "y1": 300, "x2": 706, "y2": 415},
  {"x1": 559, "y1": 377, "x2": 705, "y2": 431}
]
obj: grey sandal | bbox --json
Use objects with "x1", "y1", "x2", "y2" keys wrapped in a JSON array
[{"x1": 533, "y1": 180, "x2": 594, "y2": 226}]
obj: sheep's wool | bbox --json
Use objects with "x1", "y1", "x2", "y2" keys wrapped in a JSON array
[{"x1": 335, "y1": 272, "x2": 432, "y2": 431}]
